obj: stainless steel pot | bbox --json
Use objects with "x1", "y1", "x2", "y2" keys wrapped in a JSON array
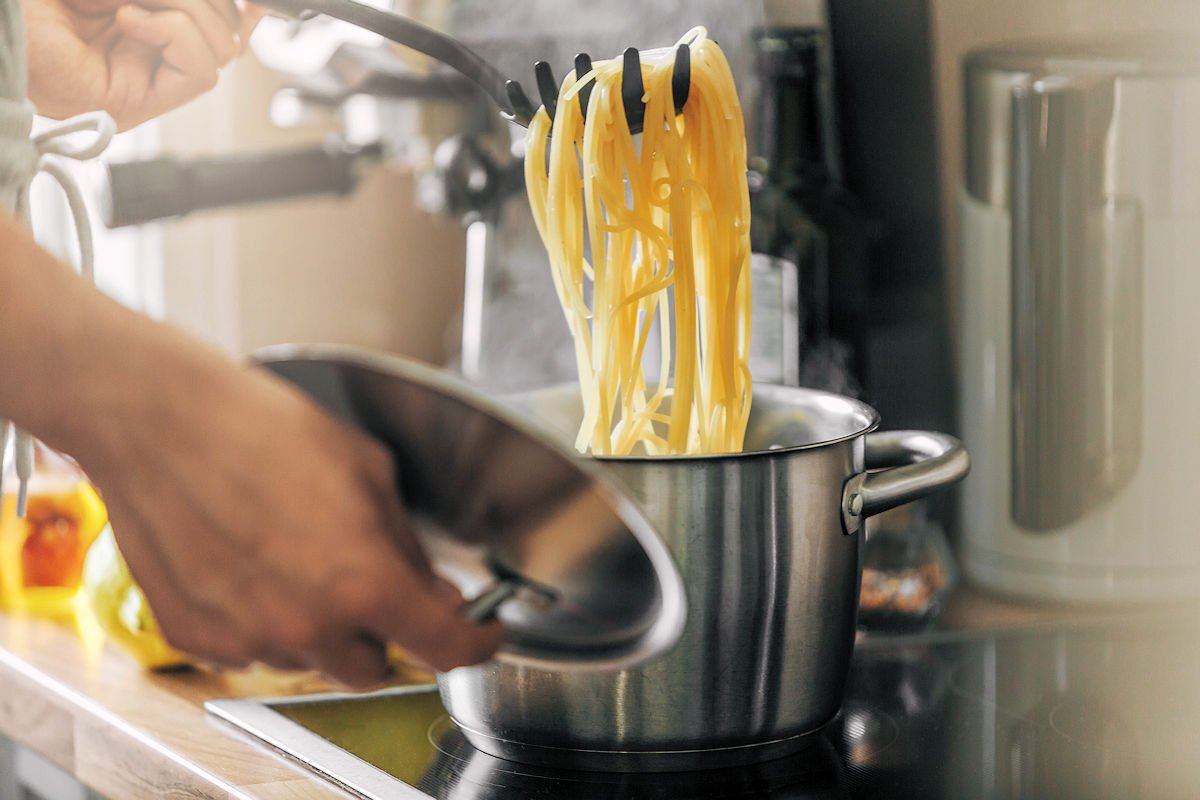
[{"x1": 438, "y1": 384, "x2": 969, "y2": 771}]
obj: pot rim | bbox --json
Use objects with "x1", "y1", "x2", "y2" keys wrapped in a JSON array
[{"x1": 513, "y1": 382, "x2": 882, "y2": 463}]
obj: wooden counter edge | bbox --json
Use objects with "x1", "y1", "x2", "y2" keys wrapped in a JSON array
[{"x1": 0, "y1": 613, "x2": 353, "y2": 799}]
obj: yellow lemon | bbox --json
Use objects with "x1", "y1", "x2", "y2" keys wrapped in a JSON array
[{"x1": 80, "y1": 525, "x2": 189, "y2": 670}]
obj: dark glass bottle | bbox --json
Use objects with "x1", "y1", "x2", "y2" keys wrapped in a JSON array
[{"x1": 749, "y1": 26, "x2": 877, "y2": 396}]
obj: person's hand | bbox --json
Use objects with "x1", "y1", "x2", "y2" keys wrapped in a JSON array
[
  {"x1": 0, "y1": 176, "x2": 503, "y2": 690},
  {"x1": 23, "y1": 0, "x2": 265, "y2": 130},
  {"x1": 3, "y1": 218, "x2": 503, "y2": 685},
  {"x1": 73, "y1": 351, "x2": 504, "y2": 687}
]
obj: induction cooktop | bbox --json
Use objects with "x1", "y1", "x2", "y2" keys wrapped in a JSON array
[{"x1": 208, "y1": 620, "x2": 1200, "y2": 799}]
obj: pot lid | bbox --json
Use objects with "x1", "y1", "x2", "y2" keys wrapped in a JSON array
[{"x1": 256, "y1": 344, "x2": 686, "y2": 672}]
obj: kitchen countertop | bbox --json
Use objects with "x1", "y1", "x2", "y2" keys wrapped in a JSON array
[
  {"x1": 0, "y1": 587, "x2": 1178, "y2": 799},
  {"x1": 0, "y1": 607, "x2": 397, "y2": 799}
]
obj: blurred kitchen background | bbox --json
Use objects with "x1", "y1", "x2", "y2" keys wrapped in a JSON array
[
  {"x1": 9, "y1": 3, "x2": 1200, "y2": 796},
  {"x1": 32, "y1": 0, "x2": 1199, "y2": 611}
]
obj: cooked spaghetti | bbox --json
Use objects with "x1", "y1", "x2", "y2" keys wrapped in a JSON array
[{"x1": 525, "y1": 27, "x2": 752, "y2": 456}]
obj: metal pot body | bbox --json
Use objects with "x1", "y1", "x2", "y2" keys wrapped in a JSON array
[{"x1": 438, "y1": 384, "x2": 968, "y2": 770}]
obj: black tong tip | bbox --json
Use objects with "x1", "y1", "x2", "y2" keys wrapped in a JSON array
[
  {"x1": 517, "y1": 43, "x2": 692, "y2": 134},
  {"x1": 505, "y1": 80, "x2": 536, "y2": 127},
  {"x1": 574, "y1": 53, "x2": 595, "y2": 119}
]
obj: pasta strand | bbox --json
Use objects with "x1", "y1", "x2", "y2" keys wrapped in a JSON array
[{"x1": 526, "y1": 28, "x2": 752, "y2": 455}]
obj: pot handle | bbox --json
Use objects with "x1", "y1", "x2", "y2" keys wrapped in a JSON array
[{"x1": 841, "y1": 431, "x2": 970, "y2": 534}]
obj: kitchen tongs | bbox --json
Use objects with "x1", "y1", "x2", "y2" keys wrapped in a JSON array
[{"x1": 256, "y1": 0, "x2": 691, "y2": 132}]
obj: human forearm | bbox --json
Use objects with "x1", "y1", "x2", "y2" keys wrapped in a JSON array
[
  {"x1": 0, "y1": 212, "x2": 230, "y2": 469},
  {"x1": 0, "y1": 213, "x2": 113, "y2": 444},
  {"x1": 0, "y1": 213, "x2": 504, "y2": 681}
]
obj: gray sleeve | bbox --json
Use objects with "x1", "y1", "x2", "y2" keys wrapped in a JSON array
[{"x1": 0, "y1": 0, "x2": 26, "y2": 102}]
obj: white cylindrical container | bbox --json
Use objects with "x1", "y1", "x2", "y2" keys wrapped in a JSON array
[{"x1": 958, "y1": 36, "x2": 1200, "y2": 603}]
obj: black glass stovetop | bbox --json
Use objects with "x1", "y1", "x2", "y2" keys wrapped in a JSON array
[{"x1": 216, "y1": 619, "x2": 1200, "y2": 799}]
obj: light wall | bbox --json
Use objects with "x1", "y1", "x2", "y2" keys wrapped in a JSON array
[
  {"x1": 928, "y1": 0, "x2": 1200, "y2": 333},
  {"x1": 155, "y1": 54, "x2": 467, "y2": 365},
  {"x1": 149, "y1": 1, "x2": 1200, "y2": 370}
]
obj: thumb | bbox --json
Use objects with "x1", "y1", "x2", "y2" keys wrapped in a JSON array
[
  {"x1": 105, "y1": 38, "x2": 159, "y2": 130},
  {"x1": 433, "y1": 575, "x2": 507, "y2": 664},
  {"x1": 239, "y1": 3, "x2": 268, "y2": 49},
  {"x1": 394, "y1": 574, "x2": 506, "y2": 673}
]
